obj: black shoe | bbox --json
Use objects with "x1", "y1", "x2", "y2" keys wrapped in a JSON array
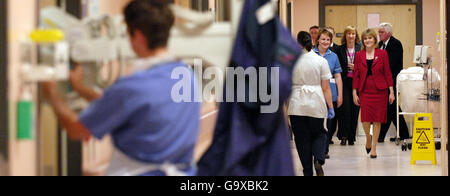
[
  {"x1": 348, "y1": 140, "x2": 355, "y2": 146},
  {"x1": 314, "y1": 161, "x2": 324, "y2": 176},
  {"x1": 340, "y1": 139, "x2": 347, "y2": 146},
  {"x1": 325, "y1": 154, "x2": 330, "y2": 159},
  {"x1": 366, "y1": 136, "x2": 372, "y2": 154},
  {"x1": 370, "y1": 155, "x2": 378, "y2": 159},
  {"x1": 329, "y1": 140, "x2": 334, "y2": 145}
]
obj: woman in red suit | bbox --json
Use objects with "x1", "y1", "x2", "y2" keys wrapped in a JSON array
[{"x1": 353, "y1": 29, "x2": 395, "y2": 159}]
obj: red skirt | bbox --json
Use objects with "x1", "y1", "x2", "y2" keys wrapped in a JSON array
[{"x1": 359, "y1": 76, "x2": 388, "y2": 123}]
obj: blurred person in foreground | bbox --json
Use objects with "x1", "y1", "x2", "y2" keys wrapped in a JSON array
[{"x1": 42, "y1": 0, "x2": 200, "y2": 176}]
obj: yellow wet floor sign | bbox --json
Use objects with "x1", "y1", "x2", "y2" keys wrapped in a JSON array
[{"x1": 411, "y1": 113, "x2": 437, "y2": 165}]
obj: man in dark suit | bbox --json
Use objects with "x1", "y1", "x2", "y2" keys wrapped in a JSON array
[
  {"x1": 326, "y1": 26, "x2": 340, "y2": 54},
  {"x1": 378, "y1": 23, "x2": 410, "y2": 142}
]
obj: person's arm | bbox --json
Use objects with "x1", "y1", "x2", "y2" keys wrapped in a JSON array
[
  {"x1": 352, "y1": 52, "x2": 361, "y2": 106},
  {"x1": 42, "y1": 82, "x2": 92, "y2": 141},
  {"x1": 69, "y1": 64, "x2": 102, "y2": 102},
  {"x1": 353, "y1": 89, "x2": 360, "y2": 106},
  {"x1": 72, "y1": 83, "x2": 102, "y2": 102},
  {"x1": 319, "y1": 59, "x2": 333, "y2": 109},
  {"x1": 383, "y1": 50, "x2": 394, "y2": 86},
  {"x1": 335, "y1": 73, "x2": 343, "y2": 108},
  {"x1": 383, "y1": 50, "x2": 396, "y2": 105},
  {"x1": 321, "y1": 80, "x2": 333, "y2": 110},
  {"x1": 389, "y1": 86, "x2": 395, "y2": 105},
  {"x1": 333, "y1": 55, "x2": 344, "y2": 108},
  {"x1": 393, "y1": 40, "x2": 404, "y2": 77}
]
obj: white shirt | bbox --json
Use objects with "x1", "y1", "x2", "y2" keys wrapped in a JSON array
[
  {"x1": 382, "y1": 37, "x2": 391, "y2": 50},
  {"x1": 288, "y1": 51, "x2": 332, "y2": 118}
]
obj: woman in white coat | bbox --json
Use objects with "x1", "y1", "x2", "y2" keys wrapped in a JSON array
[{"x1": 288, "y1": 31, "x2": 335, "y2": 176}]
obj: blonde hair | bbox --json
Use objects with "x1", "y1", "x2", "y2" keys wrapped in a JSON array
[
  {"x1": 361, "y1": 28, "x2": 379, "y2": 50},
  {"x1": 341, "y1": 26, "x2": 360, "y2": 45}
]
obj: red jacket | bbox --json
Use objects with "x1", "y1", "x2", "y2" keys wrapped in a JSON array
[{"x1": 353, "y1": 49, "x2": 394, "y2": 93}]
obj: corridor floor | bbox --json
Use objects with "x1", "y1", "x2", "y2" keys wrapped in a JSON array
[{"x1": 292, "y1": 136, "x2": 443, "y2": 176}]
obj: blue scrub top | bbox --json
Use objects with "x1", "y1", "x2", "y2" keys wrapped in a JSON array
[
  {"x1": 79, "y1": 61, "x2": 200, "y2": 176},
  {"x1": 314, "y1": 47, "x2": 342, "y2": 102}
]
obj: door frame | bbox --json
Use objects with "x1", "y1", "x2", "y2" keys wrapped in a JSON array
[
  {"x1": 287, "y1": 2, "x2": 292, "y2": 33},
  {"x1": 0, "y1": 0, "x2": 9, "y2": 176},
  {"x1": 446, "y1": 0, "x2": 449, "y2": 176},
  {"x1": 319, "y1": 0, "x2": 423, "y2": 45}
]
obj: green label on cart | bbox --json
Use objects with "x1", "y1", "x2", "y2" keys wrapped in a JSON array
[{"x1": 17, "y1": 101, "x2": 34, "y2": 140}]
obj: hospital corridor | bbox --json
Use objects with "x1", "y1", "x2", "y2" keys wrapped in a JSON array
[
  {"x1": 0, "y1": 0, "x2": 449, "y2": 178},
  {"x1": 292, "y1": 136, "x2": 443, "y2": 176}
]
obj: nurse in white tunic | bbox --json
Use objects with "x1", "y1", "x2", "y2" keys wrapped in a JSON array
[{"x1": 288, "y1": 31, "x2": 334, "y2": 176}]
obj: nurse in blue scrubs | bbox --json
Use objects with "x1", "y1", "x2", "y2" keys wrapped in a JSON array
[
  {"x1": 42, "y1": 0, "x2": 200, "y2": 176},
  {"x1": 313, "y1": 28, "x2": 343, "y2": 158}
]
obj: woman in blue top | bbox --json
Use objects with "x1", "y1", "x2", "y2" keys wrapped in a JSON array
[
  {"x1": 42, "y1": 0, "x2": 200, "y2": 176},
  {"x1": 313, "y1": 28, "x2": 343, "y2": 159}
]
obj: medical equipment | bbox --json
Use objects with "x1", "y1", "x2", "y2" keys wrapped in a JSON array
[
  {"x1": 413, "y1": 45, "x2": 431, "y2": 64},
  {"x1": 40, "y1": 6, "x2": 136, "y2": 62},
  {"x1": 20, "y1": 29, "x2": 70, "y2": 83},
  {"x1": 34, "y1": 1, "x2": 243, "y2": 89},
  {"x1": 37, "y1": 6, "x2": 135, "y2": 89},
  {"x1": 396, "y1": 45, "x2": 441, "y2": 150},
  {"x1": 169, "y1": 1, "x2": 243, "y2": 72},
  {"x1": 413, "y1": 45, "x2": 441, "y2": 101}
]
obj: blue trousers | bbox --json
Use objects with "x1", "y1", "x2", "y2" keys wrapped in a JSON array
[{"x1": 290, "y1": 116, "x2": 328, "y2": 176}]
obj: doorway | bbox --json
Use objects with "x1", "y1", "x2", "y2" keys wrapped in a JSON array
[{"x1": 324, "y1": 4, "x2": 417, "y2": 68}]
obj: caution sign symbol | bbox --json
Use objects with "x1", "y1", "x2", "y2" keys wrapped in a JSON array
[
  {"x1": 416, "y1": 131, "x2": 431, "y2": 145},
  {"x1": 411, "y1": 113, "x2": 437, "y2": 165}
]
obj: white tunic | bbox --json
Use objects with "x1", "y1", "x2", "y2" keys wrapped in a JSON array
[{"x1": 288, "y1": 51, "x2": 332, "y2": 119}]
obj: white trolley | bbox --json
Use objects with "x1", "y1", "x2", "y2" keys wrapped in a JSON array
[
  {"x1": 396, "y1": 69, "x2": 426, "y2": 149},
  {"x1": 396, "y1": 66, "x2": 441, "y2": 151}
]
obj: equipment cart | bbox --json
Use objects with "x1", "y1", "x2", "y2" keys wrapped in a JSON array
[{"x1": 396, "y1": 66, "x2": 441, "y2": 151}]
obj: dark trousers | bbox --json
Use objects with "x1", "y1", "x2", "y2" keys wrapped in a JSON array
[
  {"x1": 290, "y1": 116, "x2": 327, "y2": 176},
  {"x1": 380, "y1": 88, "x2": 410, "y2": 141},
  {"x1": 327, "y1": 102, "x2": 338, "y2": 142},
  {"x1": 326, "y1": 102, "x2": 338, "y2": 155},
  {"x1": 378, "y1": 101, "x2": 409, "y2": 142},
  {"x1": 338, "y1": 86, "x2": 360, "y2": 142}
]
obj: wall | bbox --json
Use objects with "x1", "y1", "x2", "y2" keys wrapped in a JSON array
[
  {"x1": 99, "y1": 0, "x2": 131, "y2": 15},
  {"x1": 439, "y1": 0, "x2": 448, "y2": 176},
  {"x1": 422, "y1": 0, "x2": 443, "y2": 144},
  {"x1": 8, "y1": 0, "x2": 37, "y2": 176},
  {"x1": 291, "y1": 0, "x2": 319, "y2": 36},
  {"x1": 423, "y1": 0, "x2": 442, "y2": 75}
]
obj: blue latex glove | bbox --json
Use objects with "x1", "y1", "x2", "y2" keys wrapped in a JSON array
[{"x1": 328, "y1": 108, "x2": 335, "y2": 119}]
